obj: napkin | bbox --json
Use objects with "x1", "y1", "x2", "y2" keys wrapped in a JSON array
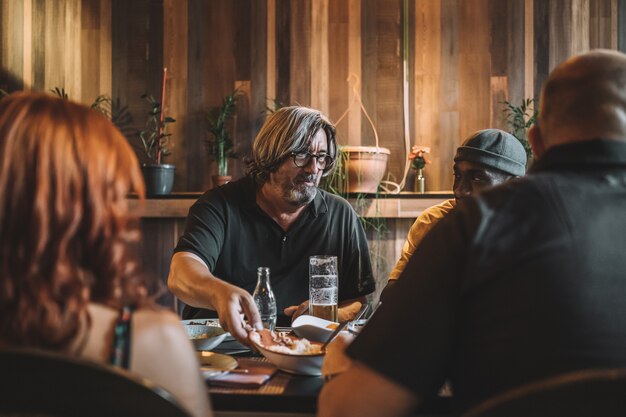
[{"x1": 205, "y1": 358, "x2": 277, "y2": 388}]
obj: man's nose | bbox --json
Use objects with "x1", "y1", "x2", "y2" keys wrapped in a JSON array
[
  {"x1": 303, "y1": 157, "x2": 321, "y2": 174},
  {"x1": 454, "y1": 180, "x2": 472, "y2": 199}
]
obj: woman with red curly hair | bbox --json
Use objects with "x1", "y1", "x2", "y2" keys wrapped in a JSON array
[{"x1": 0, "y1": 92, "x2": 211, "y2": 417}]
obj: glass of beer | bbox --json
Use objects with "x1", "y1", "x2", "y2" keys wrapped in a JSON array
[{"x1": 309, "y1": 255, "x2": 338, "y2": 322}]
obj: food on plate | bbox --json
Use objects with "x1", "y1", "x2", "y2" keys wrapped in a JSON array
[
  {"x1": 249, "y1": 329, "x2": 322, "y2": 355},
  {"x1": 325, "y1": 323, "x2": 338, "y2": 330},
  {"x1": 190, "y1": 333, "x2": 210, "y2": 340}
]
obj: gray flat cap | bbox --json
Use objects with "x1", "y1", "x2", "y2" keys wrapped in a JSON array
[{"x1": 454, "y1": 129, "x2": 527, "y2": 176}]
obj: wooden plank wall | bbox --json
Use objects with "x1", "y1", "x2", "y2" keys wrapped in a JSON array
[
  {"x1": 1, "y1": 0, "x2": 625, "y2": 309},
  {"x1": 0, "y1": 0, "x2": 111, "y2": 101},
  {"x1": 0, "y1": 0, "x2": 624, "y2": 193}
]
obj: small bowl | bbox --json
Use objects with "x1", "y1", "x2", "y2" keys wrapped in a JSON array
[
  {"x1": 183, "y1": 321, "x2": 228, "y2": 351},
  {"x1": 250, "y1": 330, "x2": 324, "y2": 376},
  {"x1": 292, "y1": 315, "x2": 339, "y2": 343}
]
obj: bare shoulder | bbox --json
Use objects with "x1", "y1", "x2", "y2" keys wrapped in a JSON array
[
  {"x1": 131, "y1": 308, "x2": 189, "y2": 342},
  {"x1": 130, "y1": 307, "x2": 198, "y2": 374}
]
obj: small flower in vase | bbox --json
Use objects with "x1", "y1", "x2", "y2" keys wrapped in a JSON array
[{"x1": 408, "y1": 146, "x2": 431, "y2": 193}]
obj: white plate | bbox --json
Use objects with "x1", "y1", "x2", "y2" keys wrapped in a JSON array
[
  {"x1": 196, "y1": 351, "x2": 238, "y2": 378},
  {"x1": 182, "y1": 319, "x2": 229, "y2": 351},
  {"x1": 292, "y1": 315, "x2": 339, "y2": 343}
]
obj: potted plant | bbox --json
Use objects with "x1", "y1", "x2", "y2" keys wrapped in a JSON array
[
  {"x1": 503, "y1": 98, "x2": 537, "y2": 166},
  {"x1": 139, "y1": 94, "x2": 176, "y2": 196},
  {"x1": 206, "y1": 90, "x2": 241, "y2": 187}
]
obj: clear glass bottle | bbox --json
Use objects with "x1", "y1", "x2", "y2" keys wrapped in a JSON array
[{"x1": 252, "y1": 267, "x2": 277, "y2": 331}]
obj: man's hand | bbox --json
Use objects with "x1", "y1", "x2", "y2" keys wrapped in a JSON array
[
  {"x1": 212, "y1": 280, "x2": 262, "y2": 345},
  {"x1": 284, "y1": 300, "x2": 309, "y2": 321},
  {"x1": 337, "y1": 300, "x2": 363, "y2": 322}
]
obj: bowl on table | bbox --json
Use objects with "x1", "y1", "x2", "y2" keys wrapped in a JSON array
[
  {"x1": 249, "y1": 329, "x2": 325, "y2": 376},
  {"x1": 182, "y1": 319, "x2": 229, "y2": 351},
  {"x1": 291, "y1": 315, "x2": 339, "y2": 343}
]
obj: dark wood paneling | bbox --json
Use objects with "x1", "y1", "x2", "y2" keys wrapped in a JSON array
[
  {"x1": 328, "y1": 0, "x2": 350, "y2": 143},
  {"x1": 619, "y1": 0, "x2": 626, "y2": 52},
  {"x1": 137, "y1": 218, "x2": 181, "y2": 308},
  {"x1": 376, "y1": 0, "x2": 404, "y2": 184},
  {"x1": 250, "y1": 0, "x2": 268, "y2": 137},
  {"x1": 488, "y1": 0, "x2": 525, "y2": 128},
  {"x1": 234, "y1": 0, "x2": 251, "y2": 82},
  {"x1": 361, "y1": 0, "x2": 378, "y2": 148},
  {"x1": 534, "y1": 0, "x2": 550, "y2": 94},
  {"x1": 459, "y1": 0, "x2": 491, "y2": 137},
  {"x1": 204, "y1": 0, "x2": 237, "y2": 188},
  {"x1": 275, "y1": 0, "x2": 291, "y2": 106},
  {"x1": 31, "y1": 0, "x2": 45, "y2": 90},
  {"x1": 186, "y1": 0, "x2": 208, "y2": 191},
  {"x1": 7, "y1": 0, "x2": 24, "y2": 90},
  {"x1": 438, "y1": 0, "x2": 460, "y2": 191},
  {"x1": 3, "y1": 0, "x2": 626, "y2": 194},
  {"x1": 289, "y1": 0, "x2": 311, "y2": 105},
  {"x1": 111, "y1": 0, "x2": 162, "y2": 163},
  {"x1": 81, "y1": 0, "x2": 101, "y2": 102},
  {"x1": 590, "y1": 0, "x2": 617, "y2": 49},
  {"x1": 163, "y1": 0, "x2": 187, "y2": 192}
]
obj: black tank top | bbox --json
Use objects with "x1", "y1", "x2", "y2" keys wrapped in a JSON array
[{"x1": 109, "y1": 305, "x2": 133, "y2": 369}]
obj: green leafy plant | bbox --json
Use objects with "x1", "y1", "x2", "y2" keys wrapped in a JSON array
[
  {"x1": 503, "y1": 98, "x2": 537, "y2": 159},
  {"x1": 139, "y1": 94, "x2": 176, "y2": 165},
  {"x1": 48, "y1": 88, "x2": 132, "y2": 136},
  {"x1": 206, "y1": 90, "x2": 241, "y2": 176},
  {"x1": 50, "y1": 87, "x2": 69, "y2": 100}
]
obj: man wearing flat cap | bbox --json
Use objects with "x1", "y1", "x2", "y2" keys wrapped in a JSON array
[{"x1": 386, "y1": 129, "x2": 527, "y2": 283}]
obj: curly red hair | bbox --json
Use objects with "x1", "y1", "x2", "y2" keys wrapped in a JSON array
[{"x1": 0, "y1": 92, "x2": 146, "y2": 351}]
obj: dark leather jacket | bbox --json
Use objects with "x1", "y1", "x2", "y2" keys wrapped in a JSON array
[{"x1": 349, "y1": 139, "x2": 626, "y2": 410}]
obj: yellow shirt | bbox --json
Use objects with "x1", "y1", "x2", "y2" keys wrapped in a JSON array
[{"x1": 388, "y1": 198, "x2": 456, "y2": 281}]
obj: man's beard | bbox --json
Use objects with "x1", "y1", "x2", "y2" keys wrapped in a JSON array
[{"x1": 281, "y1": 173, "x2": 318, "y2": 206}]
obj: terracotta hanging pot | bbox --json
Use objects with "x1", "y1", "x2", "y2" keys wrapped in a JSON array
[{"x1": 341, "y1": 146, "x2": 390, "y2": 193}]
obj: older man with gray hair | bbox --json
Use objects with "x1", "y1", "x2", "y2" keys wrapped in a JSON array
[
  {"x1": 320, "y1": 49, "x2": 626, "y2": 417},
  {"x1": 168, "y1": 106, "x2": 375, "y2": 345}
]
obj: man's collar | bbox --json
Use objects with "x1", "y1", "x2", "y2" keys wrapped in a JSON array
[
  {"x1": 530, "y1": 139, "x2": 626, "y2": 172},
  {"x1": 310, "y1": 187, "x2": 329, "y2": 217}
]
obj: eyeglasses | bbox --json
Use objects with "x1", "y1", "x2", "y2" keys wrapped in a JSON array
[{"x1": 291, "y1": 152, "x2": 333, "y2": 169}]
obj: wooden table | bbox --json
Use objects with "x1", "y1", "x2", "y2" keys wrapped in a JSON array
[
  {"x1": 207, "y1": 339, "x2": 452, "y2": 417},
  {"x1": 207, "y1": 338, "x2": 319, "y2": 417}
]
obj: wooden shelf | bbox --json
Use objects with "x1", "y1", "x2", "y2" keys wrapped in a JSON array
[{"x1": 127, "y1": 192, "x2": 453, "y2": 219}]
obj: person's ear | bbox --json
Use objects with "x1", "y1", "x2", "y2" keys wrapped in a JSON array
[{"x1": 528, "y1": 125, "x2": 545, "y2": 159}]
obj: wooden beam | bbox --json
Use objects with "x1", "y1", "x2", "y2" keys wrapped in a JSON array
[
  {"x1": 267, "y1": 0, "x2": 276, "y2": 107},
  {"x1": 310, "y1": 0, "x2": 329, "y2": 113},
  {"x1": 347, "y1": 0, "x2": 362, "y2": 146},
  {"x1": 23, "y1": 0, "x2": 32, "y2": 90},
  {"x1": 525, "y1": 0, "x2": 534, "y2": 98},
  {"x1": 163, "y1": 0, "x2": 188, "y2": 190},
  {"x1": 100, "y1": 0, "x2": 112, "y2": 98}
]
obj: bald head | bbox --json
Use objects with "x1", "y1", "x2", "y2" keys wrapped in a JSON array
[{"x1": 534, "y1": 49, "x2": 626, "y2": 152}]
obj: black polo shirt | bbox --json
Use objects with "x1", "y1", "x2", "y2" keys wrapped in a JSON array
[{"x1": 175, "y1": 177, "x2": 375, "y2": 325}]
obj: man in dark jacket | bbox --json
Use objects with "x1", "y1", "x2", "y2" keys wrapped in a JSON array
[{"x1": 319, "y1": 49, "x2": 626, "y2": 417}]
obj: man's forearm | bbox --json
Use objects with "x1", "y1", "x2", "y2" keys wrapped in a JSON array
[{"x1": 167, "y1": 251, "x2": 222, "y2": 310}]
